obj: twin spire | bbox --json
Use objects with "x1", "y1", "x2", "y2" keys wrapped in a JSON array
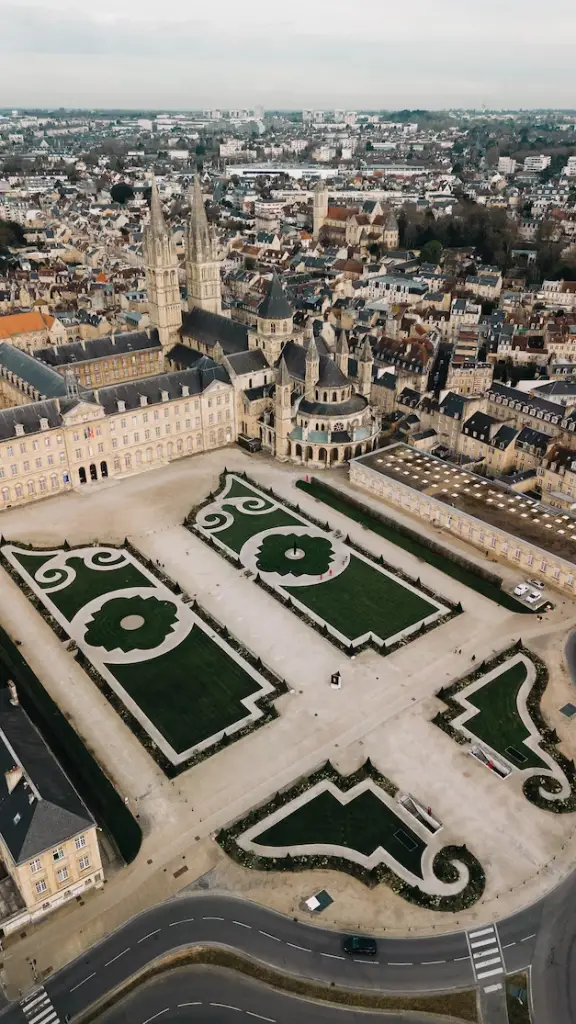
[{"x1": 148, "y1": 172, "x2": 213, "y2": 259}]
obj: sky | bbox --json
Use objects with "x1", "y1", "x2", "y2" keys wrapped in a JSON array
[{"x1": 1, "y1": 0, "x2": 575, "y2": 110}]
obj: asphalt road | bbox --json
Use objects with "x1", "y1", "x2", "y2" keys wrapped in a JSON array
[
  {"x1": 0, "y1": 892, "x2": 541, "y2": 1024},
  {"x1": 99, "y1": 965, "x2": 459, "y2": 1024}
]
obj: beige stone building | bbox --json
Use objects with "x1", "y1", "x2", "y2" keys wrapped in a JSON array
[
  {"x1": 312, "y1": 182, "x2": 399, "y2": 250},
  {"x1": 34, "y1": 331, "x2": 164, "y2": 388},
  {"x1": 0, "y1": 688, "x2": 103, "y2": 934}
]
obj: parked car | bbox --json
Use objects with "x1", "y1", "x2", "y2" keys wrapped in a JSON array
[
  {"x1": 526, "y1": 579, "x2": 545, "y2": 590},
  {"x1": 342, "y1": 935, "x2": 378, "y2": 956},
  {"x1": 525, "y1": 590, "x2": 542, "y2": 604},
  {"x1": 514, "y1": 583, "x2": 530, "y2": 597}
]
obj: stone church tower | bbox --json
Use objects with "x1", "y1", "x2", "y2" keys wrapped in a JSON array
[
  {"x1": 186, "y1": 174, "x2": 222, "y2": 315},
  {"x1": 274, "y1": 355, "x2": 292, "y2": 460},
  {"x1": 144, "y1": 178, "x2": 183, "y2": 349},
  {"x1": 313, "y1": 180, "x2": 329, "y2": 241}
]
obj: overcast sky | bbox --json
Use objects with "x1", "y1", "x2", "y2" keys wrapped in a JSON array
[{"x1": 1, "y1": 0, "x2": 575, "y2": 110}]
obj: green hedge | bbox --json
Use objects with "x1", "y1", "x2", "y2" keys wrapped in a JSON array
[
  {"x1": 296, "y1": 478, "x2": 535, "y2": 614},
  {"x1": 0, "y1": 623, "x2": 142, "y2": 864}
]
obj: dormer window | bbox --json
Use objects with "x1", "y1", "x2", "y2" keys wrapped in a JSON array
[
  {"x1": 139, "y1": 395, "x2": 147, "y2": 407},
  {"x1": 39, "y1": 418, "x2": 49, "y2": 431},
  {"x1": 14, "y1": 424, "x2": 24, "y2": 437},
  {"x1": 117, "y1": 400, "x2": 125, "y2": 413},
  {"x1": 181, "y1": 385, "x2": 190, "y2": 397},
  {"x1": 161, "y1": 391, "x2": 169, "y2": 403}
]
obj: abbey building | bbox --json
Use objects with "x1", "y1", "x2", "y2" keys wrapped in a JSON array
[{"x1": 0, "y1": 176, "x2": 379, "y2": 510}]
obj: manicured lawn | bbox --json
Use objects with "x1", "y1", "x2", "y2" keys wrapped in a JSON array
[
  {"x1": 254, "y1": 788, "x2": 426, "y2": 877},
  {"x1": 112, "y1": 624, "x2": 264, "y2": 752},
  {"x1": 286, "y1": 554, "x2": 437, "y2": 643},
  {"x1": 463, "y1": 662, "x2": 547, "y2": 769},
  {"x1": 217, "y1": 503, "x2": 296, "y2": 553},
  {"x1": 256, "y1": 533, "x2": 335, "y2": 577},
  {"x1": 13, "y1": 550, "x2": 150, "y2": 621},
  {"x1": 296, "y1": 479, "x2": 535, "y2": 614}
]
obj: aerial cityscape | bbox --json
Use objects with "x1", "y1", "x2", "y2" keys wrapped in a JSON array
[{"x1": 1, "y1": 40, "x2": 576, "y2": 1024}]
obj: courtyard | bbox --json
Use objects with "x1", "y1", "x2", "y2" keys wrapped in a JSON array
[{"x1": 0, "y1": 447, "x2": 574, "y2": 965}]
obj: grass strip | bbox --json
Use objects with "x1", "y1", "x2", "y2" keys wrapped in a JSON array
[
  {"x1": 506, "y1": 972, "x2": 531, "y2": 1023},
  {"x1": 81, "y1": 946, "x2": 478, "y2": 1023},
  {"x1": 296, "y1": 478, "x2": 534, "y2": 614}
]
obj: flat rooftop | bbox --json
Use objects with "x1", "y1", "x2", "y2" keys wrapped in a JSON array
[{"x1": 355, "y1": 443, "x2": 576, "y2": 566}]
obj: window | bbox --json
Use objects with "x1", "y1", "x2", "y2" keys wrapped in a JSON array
[
  {"x1": 121, "y1": 418, "x2": 127, "y2": 428},
  {"x1": 53, "y1": 847, "x2": 65, "y2": 862},
  {"x1": 35, "y1": 879, "x2": 48, "y2": 895},
  {"x1": 75, "y1": 449, "x2": 82, "y2": 459},
  {"x1": 75, "y1": 835, "x2": 86, "y2": 850},
  {"x1": 23, "y1": 461, "x2": 30, "y2": 472},
  {"x1": 19, "y1": 443, "x2": 26, "y2": 454},
  {"x1": 155, "y1": 426, "x2": 161, "y2": 437},
  {"x1": 57, "y1": 866, "x2": 69, "y2": 884},
  {"x1": 11, "y1": 465, "x2": 17, "y2": 476},
  {"x1": 122, "y1": 435, "x2": 129, "y2": 446},
  {"x1": 6, "y1": 446, "x2": 12, "y2": 457},
  {"x1": 97, "y1": 443, "x2": 104, "y2": 453},
  {"x1": 30, "y1": 858, "x2": 42, "y2": 874},
  {"x1": 35, "y1": 458, "x2": 42, "y2": 469},
  {"x1": 134, "y1": 432, "x2": 139, "y2": 443},
  {"x1": 78, "y1": 855, "x2": 90, "y2": 871},
  {"x1": 73, "y1": 432, "x2": 80, "y2": 442},
  {"x1": 33, "y1": 440, "x2": 39, "y2": 451},
  {"x1": 48, "y1": 455, "x2": 54, "y2": 466}
]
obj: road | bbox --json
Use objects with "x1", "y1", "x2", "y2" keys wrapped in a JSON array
[{"x1": 98, "y1": 965, "x2": 460, "y2": 1024}]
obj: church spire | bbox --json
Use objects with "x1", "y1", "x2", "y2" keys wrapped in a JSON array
[
  {"x1": 149, "y1": 176, "x2": 168, "y2": 236},
  {"x1": 144, "y1": 175, "x2": 182, "y2": 348},
  {"x1": 185, "y1": 174, "x2": 222, "y2": 315},
  {"x1": 188, "y1": 173, "x2": 213, "y2": 260}
]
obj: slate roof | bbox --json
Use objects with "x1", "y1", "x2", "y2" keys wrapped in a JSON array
[
  {"x1": 95, "y1": 364, "x2": 231, "y2": 414},
  {"x1": 515, "y1": 426, "x2": 551, "y2": 453},
  {"x1": 491, "y1": 424, "x2": 518, "y2": 449},
  {"x1": 0, "y1": 691, "x2": 93, "y2": 864},
  {"x1": 258, "y1": 273, "x2": 293, "y2": 320},
  {"x1": 34, "y1": 330, "x2": 161, "y2": 367},
  {"x1": 298, "y1": 393, "x2": 367, "y2": 417},
  {"x1": 225, "y1": 349, "x2": 270, "y2": 376},
  {"x1": 462, "y1": 411, "x2": 497, "y2": 442},
  {"x1": 180, "y1": 309, "x2": 249, "y2": 355},
  {"x1": 0, "y1": 398, "x2": 65, "y2": 441},
  {"x1": 0, "y1": 343, "x2": 68, "y2": 399}
]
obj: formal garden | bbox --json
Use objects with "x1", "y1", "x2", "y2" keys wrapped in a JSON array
[
  {"x1": 433, "y1": 644, "x2": 576, "y2": 812},
  {"x1": 191, "y1": 473, "x2": 456, "y2": 653},
  {"x1": 1, "y1": 542, "x2": 286, "y2": 774},
  {"x1": 218, "y1": 759, "x2": 486, "y2": 911}
]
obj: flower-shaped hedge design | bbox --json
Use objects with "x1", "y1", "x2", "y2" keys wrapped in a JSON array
[
  {"x1": 84, "y1": 594, "x2": 179, "y2": 654},
  {"x1": 255, "y1": 532, "x2": 335, "y2": 578}
]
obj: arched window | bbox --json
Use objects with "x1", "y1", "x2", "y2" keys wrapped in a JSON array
[
  {"x1": 135, "y1": 450, "x2": 142, "y2": 464},
  {"x1": 15, "y1": 484, "x2": 23, "y2": 498},
  {"x1": 332, "y1": 392, "x2": 337, "y2": 402},
  {"x1": 1, "y1": 487, "x2": 9, "y2": 502},
  {"x1": 323, "y1": 392, "x2": 328, "y2": 402},
  {"x1": 39, "y1": 478, "x2": 46, "y2": 492},
  {"x1": 51, "y1": 474, "x2": 58, "y2": 490},
  {"x1": 177, "y1": 438, "x2": 183, "y2": 452},
  {"x1": 156, "y1": 444, "x2": 163, "y2": 458},
  {"x1": 27, "y1": 481, "x2": 35, "y2": 496},
  {"x1": 146, "y1": 448, "x2": 152, "y2": 462},
  {"x1": 167, "y1": 441, "x2": 174, "y2": 457},
  {"x1": 114, "y1": 457, "x2": 121, "y2": 471},
  {"x1": 186, "y1": 437, "x2": 193, "y2": 451}
]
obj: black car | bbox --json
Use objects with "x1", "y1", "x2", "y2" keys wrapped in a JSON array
[{"x1": 342, "y1": 935, "x2": 378, "y2": 956}]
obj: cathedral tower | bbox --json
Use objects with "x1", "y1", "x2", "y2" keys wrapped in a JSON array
[
  {"x1": 144, "y1": 177, "x2": 182, "y2": 349},
  {"x1": 358, "y1": 337, "x2": 374, "y2": 397},
  {"x1": 313, "y1": 180, "x2": 329, "y2": 241},
  {"x1": 274, "y1": 355, "x2": 292, "y2": 460},
  {"x1": 186, "y1": 174, "x2": 222, "y2": 315},
  {"x1": 305, "y1": 336, "x2": 320, "y2": 400},
  {"x1": 335, "y1": 329, "x2": 349, "y2": 376}
]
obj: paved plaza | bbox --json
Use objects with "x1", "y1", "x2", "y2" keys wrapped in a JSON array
[{"x1": 0, "y1": 449, "x2": 576, "y2": 989}]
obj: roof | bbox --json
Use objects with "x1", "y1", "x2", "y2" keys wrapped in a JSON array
[
  {"x1": 34, "y1": 330, "x2": 161, "y2": 367},
  {"x1": 225, "y1": 349, "x2": 270, "y2": 376},
  {"x1": 462, "y1": 411, "x2": 497, "y2": 442},
  {"x1": 0, "y1": 343, "x2": 68, "y2": 399},
  {"x1": 258, "y1": 273, "x2": 293, "y2": 321},
  {"x1": 96, "y1": 364, "x2": 231, "y2": 414},
  {"x1": 0, "y1": 311, "x2": 54, "y2": 341},
  {"x1": 0, "y1": 398, "x2": 64, "y2": 441},
  {"x1": 181, "y1": 309, "x2": 249, "y2": 355},
  {"x1": 0, "y1": 690, "x2": 93, "y2": 864},
  {"x1": 298, "y1": 393, "x2": 367, "y2": 417}
]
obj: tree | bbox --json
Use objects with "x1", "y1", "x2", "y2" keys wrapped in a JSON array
[
  {"x1": 419, "y1": 239, "x2": 442, "y2": 264},
  {"x1": 0, "y1": 219, "x2": 26, "y2": 247},
  {"x1": 110, "y1": 182, "x2": 134, "y2": 205}
]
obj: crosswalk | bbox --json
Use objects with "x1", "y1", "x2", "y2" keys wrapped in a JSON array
[
  {"x1": 466, "y1": 924, "x2": 505, "y2": 982},
  {"x1": 20, "y1": 987, "x2": 60, "y2": 1024}
]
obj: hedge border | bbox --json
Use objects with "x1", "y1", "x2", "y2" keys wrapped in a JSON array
[
  {"x1": 432, "y1": 641, "x2": 576, "y2": 813},
  {"x1": 185, "y1": 470, "x2": 461, "y2": 659},
  {"x1": 217, "y1": 758, "x2": 485, "y2": 912},
  {"x1": 0, "y1": 539, "x2": 288, "y2": 780},
  {"x1": 0, "y1": 621, "x2": 142, "y2": 864},
  {"x1": 295, "y1": 476, "x2": 538, "y2": 615}
]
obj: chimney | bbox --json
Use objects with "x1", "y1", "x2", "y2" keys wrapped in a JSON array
[{"x1": 5, "y1": 766, "x2": 23, "y2": 794}]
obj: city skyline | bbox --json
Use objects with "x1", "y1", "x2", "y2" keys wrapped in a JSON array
[{"x1": 0, "y1": 0, "x2": 575, "y2": 109}]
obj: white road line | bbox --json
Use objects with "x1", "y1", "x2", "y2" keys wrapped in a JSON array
[
  {"x1": 210, "y1": 1003, "x2": 241, "y2": 1011},
  {"x1": 246, "y1": 1013, "x2": 276, "y2": 1022},
  {"x1": 259, "y1": 931, "x2": 280, "y2": 941},
  {"x1": 484, "y1": 983, "x2": 503, "y2": 993},
  {"x1": 22, "y1": 993, "x2": 49, "y2": 1011},
  {"x1": 454, "y1": 956, "x2": 470, "y2": 962},
  {"x1": 104, "y1": 948, "x2": 130, "y2": 967},
  {"x1": 320, "y1": 953, "x2": 345, "y2": 960},
  {"x1": 169, "y1": 919, "x2": 195, "y2": 927},
  {"x1": 470, "y1": 937, "x2": 497, "y2": 949},
  {"x1": 286, "y1": 942, "x2": 311, "y2": 952},
  {"x1": 69, "y1": 972, "x2": 96, "y2": 993},
  {"x1": 387, "y1": 961, "x2": 413, "y2": 966},
  {"x1": 30, "y1": 1013, "x2": 56, "y2": 1024},
  {"x1": 177, "y1": 1003, "x2": 202, "y2": 1007},
  {"x1": 203, "y1": 916, "x2": 224, "y2": 921},
  {"x1": 475, "y1": 956, "x2": 502, "y2": 970},
  {"x1": 473, "y1": 947, "x2": 498, "y2": 959},
  {"x1": 28, "y1": 1006, "x2": 55, "y2": 1024},
  {"x1": 421, "y1": 959, "x2": 446, "y2": 965},
  {"x1": 233, "y1": 921, "x2": 251, "y2": 928},
  {"x1": 521, "y1": 933, "x2": 536, "y2": 942},
  {"x1": 469, "y1": 927, "x2": 496, "y2": 939},
  {"x1": 502, "y1": 942, "x2": 517, "y2": 949},
  {"x1": 477, "y1": 966, "x2": 505, "y2": 980},
  {"x1": 138, "y1": 929, "x2": 161, "y2": 943},
  {"x1": 141, "y1": 1010, "x2": 168, "y2": 1024},
  {"x1": 353, "y1": 959, "x2": 379, "y2": 964}
]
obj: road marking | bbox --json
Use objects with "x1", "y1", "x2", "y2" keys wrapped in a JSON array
[
  {"x1": 21, "y1": 988, "x2": 60, "y2": 1024},
  {"x1": 454, "y1": 956, "x2": 470, "y2": 962},
  {"x1": 29, "y1": 1012, "x2": 56, "y2": 1024},
  {"x1": 259, "y1": 930, "x2": 280, "y2": 941},
  {"x1": 138, "y1": 929, "x2": 161, "y2": 943},
  {"x1": 474, "y1": 956, "x2": 502, "y2": 970},
  {"x1": 104, "y1": 948, "x2": 130, "y2": 966},
  {"x1": 210, "y1": 1004, "x2": 241, "y2": 1011},
  {"x1": 421, "y1": 959, "x2": 446, "y2": 965},
  {"x1": 28, "y1": 1007, "x2": 55, "y2": 1024},
  {"x1": 470, "y1": 937, "x2": 497, "y2": 949},
  {"x1": 246, "y1": 1013, "x2": 275, "y2": 1022},
  {"x1": 320, "y1": 952, "x2": 345, "y2": 960},
  {"x1": 177, "y1": 1003, "x2": 202, "y2": 1007},
  {"x1": 286, "y1": 942, "x2": 311, "y2": 952},
  {"x1": 502, "y1": 942, "x2": 516, "y2": 949},
  {"x1": 521, "y1": 933, "x2": 536, "y2": 942},
  {"x1": 484, "y1": 983, "x2": 503, "y2": 993},
  {"x1": 353, "y1": 959, "x2": 379, "y2": 964},
  {"x1": 477, "y1": 966, "x2": 506, "y2": 980},
  {"x1": 387, "y1": 961, "x2": 413, "y2": 966},
  {"x1": 473, "y1": 948, "x2": 498, "y2": 959},
  {"x1": 22, "y1": 994, "x2": 49, "y2": 1011},
  {"x1": 469, "y1": 927, "x2": 495, "y2": 939},
  {"x1": 69, "y1": 973, "x2": 96, "y2": 993},
  {"x1": 141, "y1": 1011, "x2": 168, "y2": 1024},
  {"x1": 233, "y1": 921, "x2": 251, "y2": 929},
  {"x1": 203, "y1": 916, "x2": 224, "y2": 921},
  {"x1": 169, "y1": 919, "x2": 195, "y2": 926},
  {"x1": 466, "y1": 924, "x2": 505, "y2": 983}
]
